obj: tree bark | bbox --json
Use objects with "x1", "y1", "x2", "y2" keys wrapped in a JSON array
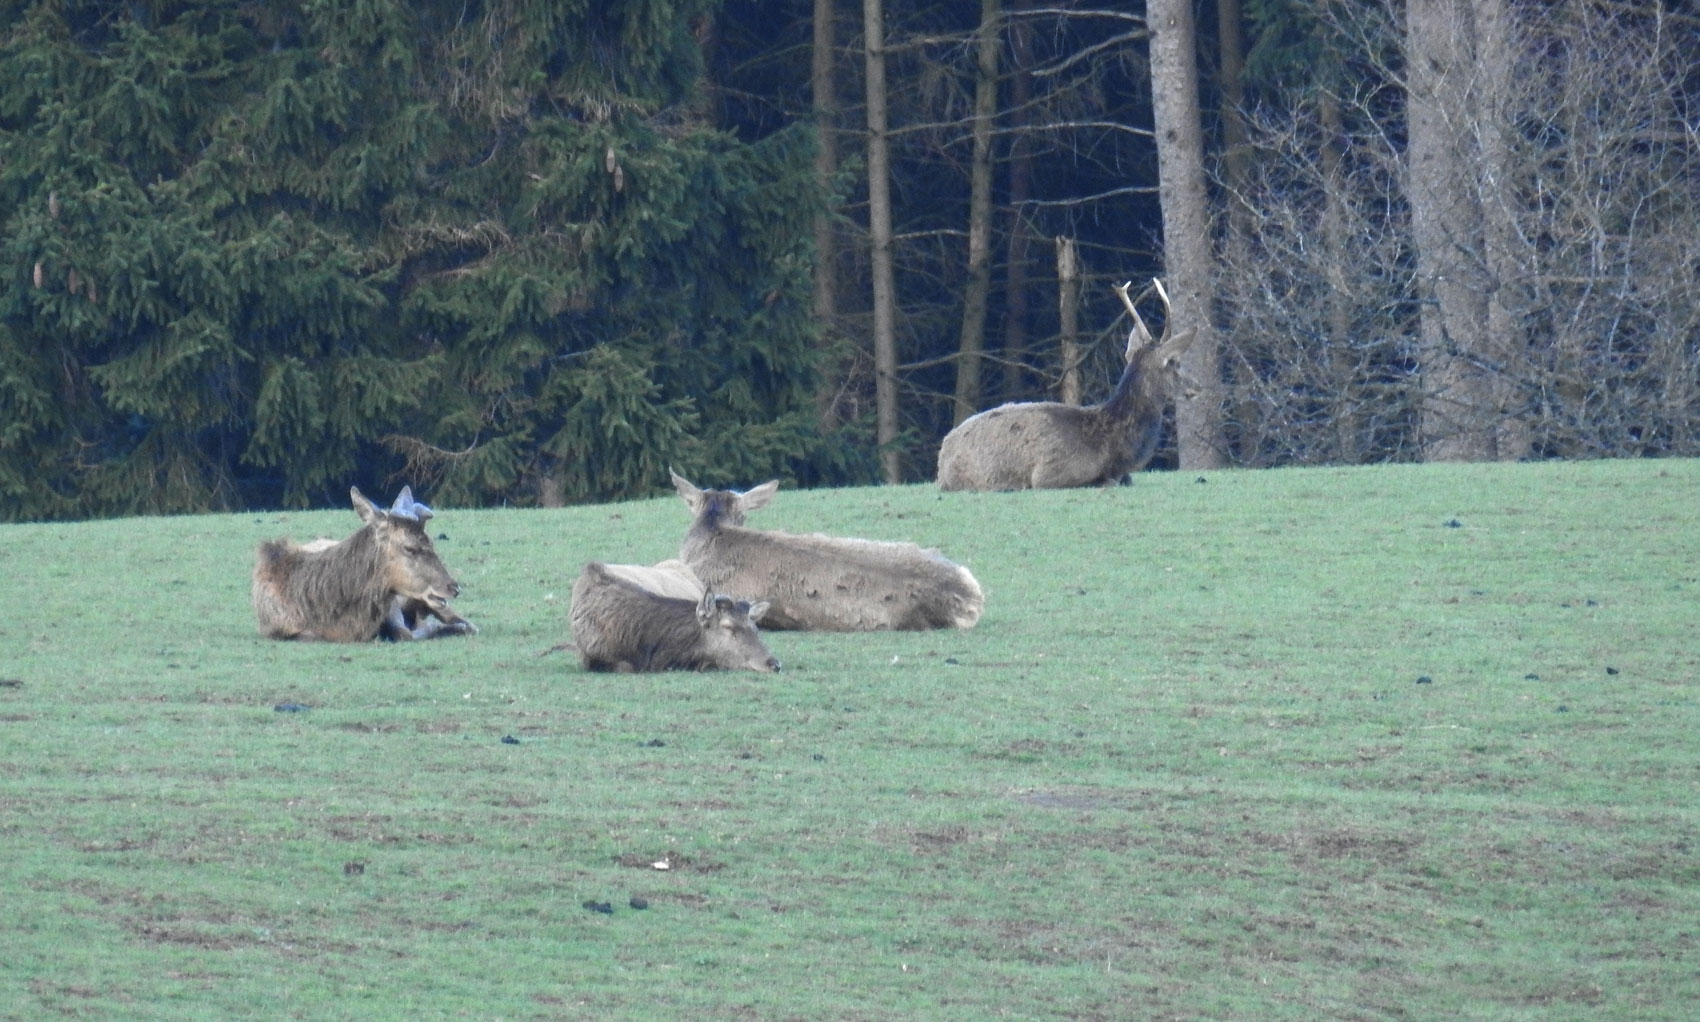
[
  {"x1": 999, "y1": 0, "x2": 1035, "y2": 403},
  {"x1": 1146, "y1": 0, "x2": 1225, "y2": 468},
  {"x1": 1056, "y1": 237, "x2": 1081, "y2": 406},
  {"x1": 1406, "y1": 0, "x2": 1507, "y2": 461},
  {"x1": 864, "y1": 0, "x2": 901, "y2": 482},
  {"x1": 1318, "y1": 91, "x2": 1362, "y2": 464},
  {"x1": 952, "y1": 0, "x2": 1001, "y2": 425},
  {"x1": 1474, "y1": 0, "x2": 1531, "y2": 460},
  {"x1": 1215, "y1": 0, "x2": 1253, "y2": 463},
  {"x1": 812, "y1": 0, "x2": 845, "y2": 430}
]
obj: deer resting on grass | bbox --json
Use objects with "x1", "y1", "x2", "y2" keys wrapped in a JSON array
[
  {"x1": 936, "y1": 278, "x2": 1198, "y2": 490},
  {"x1": 596, "y1": 559, "x2": 705, "y2": 602},
  {"x1": 569, "y1": 561, "x2": 780, "y2": 673},
  {"x1": 251, "y1": 487, "x2": 477, "y2": 642},
  {"x1": 672, "y1": 471, "x2": 984, "y2": 631}
]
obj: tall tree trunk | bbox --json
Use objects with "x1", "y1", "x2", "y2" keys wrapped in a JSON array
[
  {"x1": 812, "y1": 0, "x2": 845, "y2": 430},
  {"x1": 864, "y1": 0, "x2": 901, "y2": 482},
  {"x1": 1215, "y1": 0, "x2": 1248, "y2": 215},
  {"x1": 1215, "y1": 0, "x2": 1252, "y2": 463},
  {"x1": 1146, "y1": 0, "x2": 1225, "y2": 468},
  {"x1": 952, "y1": 0, "x2": 1001, "y2": 425},
  {"x1": 999, "y1": 0, "x2": 1035, "y2": 403},
  {"x1": 1318, "y1": 91, "x2": 1362, "y2": 464},
  {"x1": 1474, "y1": 0, "x2": 1530, "y2": 460},
  {"x1": 1056, "y1": 237, "x2": 1082, "y2": 406},
  {"x1": 1406, "y1": 0, "x2": 1496, "y2": 461}
]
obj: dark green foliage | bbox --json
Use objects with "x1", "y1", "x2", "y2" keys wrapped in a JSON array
[{"x1": 0, "y1": 0, "x2": 834, "y2": 520}]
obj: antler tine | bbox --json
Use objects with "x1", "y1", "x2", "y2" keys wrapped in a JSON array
[
  {"x1": 1142, "y1": 277, "x2": 1177, "y2": 347},
  {"x1": 1113, "y1": 280, "x2": 1139, "y2": 320},
  {"x1": 1151, "y1": 276, "x2": 1171, "y2": 313},
  {"x1": 1114, "y1": 279, "x2": 1155, "y2": 353}
]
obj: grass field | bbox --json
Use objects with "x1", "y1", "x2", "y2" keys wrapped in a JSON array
[{"x1": 1, "y1": 459, "x2": 1696, "y2": 1020}]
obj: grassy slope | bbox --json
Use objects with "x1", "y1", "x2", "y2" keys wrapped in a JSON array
[{"x1": 1, "y1": 460, "x2": 1696, "y2": 1020}]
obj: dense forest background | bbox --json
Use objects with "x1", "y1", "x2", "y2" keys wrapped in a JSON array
[{"x1": 2, "y1": 0, "x2": 1697, "y2": 520}]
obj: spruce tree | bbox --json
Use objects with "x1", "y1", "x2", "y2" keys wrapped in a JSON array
[{"x1": 0, "y1": 0, "x2": 831, "y2": 519}]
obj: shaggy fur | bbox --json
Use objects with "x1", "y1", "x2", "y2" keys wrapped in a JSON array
[
  {"x1": 671, "y1": 472, "x2": 984, "y2": 632},
  {"x1": 251, "y1": 487, "x2": 476, "y2": 642},
  {"x1": 569, "y1": 561, "x2": 778, "y2": 673},
  {"x1": 936, "y1": 280, "x2": 1197, "y2": 491}
]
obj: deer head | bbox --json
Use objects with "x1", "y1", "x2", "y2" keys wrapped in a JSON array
[{"x1": 1115, "y1": 277, "x2": 1200, "y2": 399}]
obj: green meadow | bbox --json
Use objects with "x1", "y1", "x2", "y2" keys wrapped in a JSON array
[{"x1": 1, "y1": 460, "x2": 1696, "y2": 1020}]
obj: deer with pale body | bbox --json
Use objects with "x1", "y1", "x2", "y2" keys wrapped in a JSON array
[
  {"x1": 936, "y1": 278, "x2": 1198, "y2": 491},
  {"x1": 672, "y1": 472, "x2": 984, "y2": 631}
]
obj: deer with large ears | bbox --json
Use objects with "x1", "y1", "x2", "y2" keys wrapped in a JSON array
[
  {"x1": 936, "y1": 278, "x2": 1198, "y2": 491},
  {"x1": 568, "y1": 561, "x2": 781, "y2": 674},
  {"x1": 671, "y1": 472, "x2": 984, "y2": 631},
  {"x1": 251, "y1": 487, "x2": 477, "y2": 642}
]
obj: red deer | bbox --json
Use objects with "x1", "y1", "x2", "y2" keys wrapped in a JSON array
[
  {"x1": 936, "y1": 278, "x2": 1198, "y2": 490},
  {"x1": 251, "y1": 487, "x2": 477, "y2": 642},
  {"x1": 290, "y1": 537, "x2": 457, "y2": 639},
  {"x1": 671, "y1": 472, "x2": 984, "y2": 631},
  {"x1": 598, "y1": 559, "x2": 704, "y2": 602},
  {"x1": 569, "y1": 561, "x2": 779, "y2": 673}
]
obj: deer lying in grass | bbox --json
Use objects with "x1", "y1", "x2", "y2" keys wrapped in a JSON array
[
  {"x1": 251, "y1": 487, "x2": 477, "y2": 642},
  {"x1": 569, "y1": 561, "x2": 779, "y2": 673},
  {"x1": 597, "y1": 559, "x2": 704, "y2": 602},
  {"x1": 672, "y1": 471, "x2": 984, "y2": 631},
  {"x1": 936, "y1": 278, "x2": 1198, "y2": 490}
]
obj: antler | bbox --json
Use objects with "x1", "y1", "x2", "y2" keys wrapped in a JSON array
[
  {"x1": 1114, "y1": 279, "x2": 1158, "y2": 354},
  {"x1": 1116, "y1": 277, "x2": 1181, "y2": 351},
  {"x1": 1113, "y1": 280, "x2": 1139, "y2": 320}
]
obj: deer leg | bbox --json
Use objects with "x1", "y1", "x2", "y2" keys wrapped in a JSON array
[
  {"x1": 379, "y1": 599, "x2": 420, "y2": 641},
  {"x1": 390, "y1": 595, "x2": 478, "y2": 639},
  {"x1": 414, "y1": 615, "x2": 478, "y2": 639}
]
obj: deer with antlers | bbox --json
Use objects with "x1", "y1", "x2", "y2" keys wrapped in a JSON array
[{"x1": 936, "y1": 278, "x2": 1198, "y2": 491}]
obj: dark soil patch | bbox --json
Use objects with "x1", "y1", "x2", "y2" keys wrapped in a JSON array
[
  {"x1": 135, "y1": 924, "x2": 247, "y2": 950},
  {"x1": 910, "y1": 826, "x2": 973, "y2": 853}
]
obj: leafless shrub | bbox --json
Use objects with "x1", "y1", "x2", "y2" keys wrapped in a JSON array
[{"x1": 1213, "y1": 0, "x2": 1700, "y2": 464}]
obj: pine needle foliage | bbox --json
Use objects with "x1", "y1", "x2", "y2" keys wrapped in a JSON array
[{"x1": 0, "y1": 0, "x2": 832, "y2": 520}]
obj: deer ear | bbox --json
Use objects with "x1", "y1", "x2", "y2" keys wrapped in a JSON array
[
  {"x1": 672, "y1": 469, "x2": 704, "y2": 510},
  {"x1": 747, "y1": 601, "x2": 770, "y2": 622},
  {"x1": 741, "y1": 480, "x2": 779, "y2": 512},
  {"x1": 351, "y1": 486, "x2": 381, "y2": 524},
  {"x1": 696, "y1": 590, "x2": 717, "y2": 625},
  {"x1": 1158, "y1": 328, "x2": 1198, "y2": 362},
  {"x1": 1123, "y1": 324, "x2": 1147, "y2": 363}
]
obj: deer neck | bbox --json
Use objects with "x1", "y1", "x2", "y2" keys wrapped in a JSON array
[{"x1": 1096, "y1": 357, "x2": 1153, "y2": 427}]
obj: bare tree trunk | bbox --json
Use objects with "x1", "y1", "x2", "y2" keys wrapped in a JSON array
[
  {"x1": 1215, "y1": 0, "x2": 1254, "y2": 463},
  {"x1": 999, "y1": 0, "x2": 1035, "y2": 403},
  {"x1": 1474, "y1": 0, "x2": 1531, "y2": 460},
  {"x1": 1406, "y1": 0, "x2": 1496, "y2": 461},
  {"x1": 1146, "y1": 0, "x2": 1225, "y2": 468},
  {"x1": 1056, "y1": 237, "x2": 1081, "y2": 405},
  {"x1": 1318, "y1": 91, "x2": 1362, "y2": 464},
  {"x1": 1215, "y1": 0, "x2": 1248, "y2": 211},
  {"x1": 864, "y1": 0, "x2": 901, "y2": 482},
  {"x1": 952, "y1": 0, "x2": 1001, "y2": 425},
  {"x1": 812, "y1": 0, "x2": 845, "y2": 430}
]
